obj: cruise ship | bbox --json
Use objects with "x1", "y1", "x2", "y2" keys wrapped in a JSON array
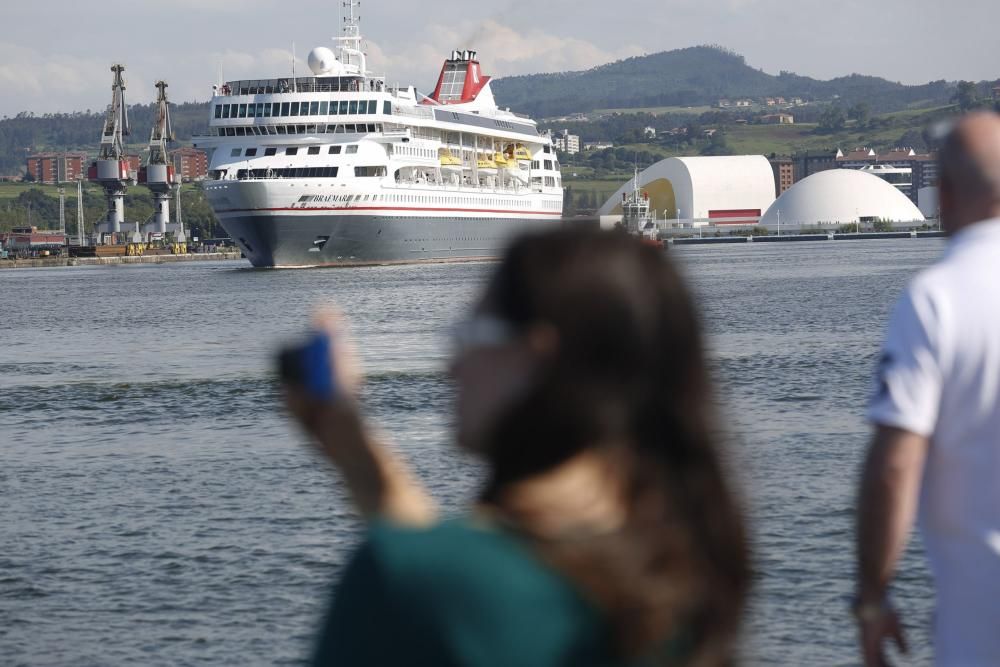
[{"x1": 194, "y1": 2, "x2": 564, "y2": 267}]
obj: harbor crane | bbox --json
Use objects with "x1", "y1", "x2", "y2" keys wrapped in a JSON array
[
  {"x1": 139, "y1": 80, "x2": 176, "y2": 236},
  {"x1": 88, "y1": 64, "x2": 135, "y2": 238}
]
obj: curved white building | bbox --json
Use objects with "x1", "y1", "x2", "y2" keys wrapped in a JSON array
[
  {"x1": 759, "y1": 169, "x2": 925, "y2": 228},
  {"x1": 597, "y1": 156, "x2": 776, "y2": 223}
]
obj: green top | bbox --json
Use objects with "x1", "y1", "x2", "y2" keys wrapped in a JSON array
[{"x1": 310, "y1": 517, "x2": 619, "y2": 667}]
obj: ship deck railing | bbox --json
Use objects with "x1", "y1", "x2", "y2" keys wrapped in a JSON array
[{"x1": 221, "y1": 77, "x2": 382, "y2": 95}]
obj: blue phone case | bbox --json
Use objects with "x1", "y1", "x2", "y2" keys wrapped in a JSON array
[{"x1": 299, "y1": 331, "x2": 337, "y2": 401}]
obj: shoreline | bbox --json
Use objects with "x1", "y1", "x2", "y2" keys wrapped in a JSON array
[{"x1": 0, "y1": 251, "x2": 246, "y2": 269}]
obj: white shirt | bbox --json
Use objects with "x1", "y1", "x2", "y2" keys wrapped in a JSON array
[{"x1": 868, "y1": 218, "x2": 1000, "y2": 666}]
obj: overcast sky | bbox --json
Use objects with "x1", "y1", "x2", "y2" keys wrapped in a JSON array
[{"x1": 1, "y1": 0, "x2": 996, "y2": 118}]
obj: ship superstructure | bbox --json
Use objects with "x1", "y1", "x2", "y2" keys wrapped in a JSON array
[{"x1": 195, "y1": 2, "x2": 563, "y2": 267}]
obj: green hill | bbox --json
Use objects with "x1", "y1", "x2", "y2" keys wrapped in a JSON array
[
  {"x1": 492, "y1": 46, "x2": 959, "y2": 118},
  {"x1": 0, "y1": 102, "x2": 211, "y2": 176}
]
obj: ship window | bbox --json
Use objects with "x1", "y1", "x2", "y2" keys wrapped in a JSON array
[
  {"x1": 329, "y1": 146, "x2": 342, "y2": 154},
  {"x1": 383, "y1": 101, "x2": 391, "y2": 115},
  {"x1": 280, "y1": 102, "x2": 290, "y2": 117},
  {"x1": 286, "y1": 147, "x2": 299, "y2": 156},
  {"x1": 231, "y1": 148, "x2": 242, "y2": 157},
  {"x1": 262, "y1": 104, "x2": 271, "y2": 118},
  {"x1": 238, "y1": 104, "x2": 248, "y2": 118},
  {"x1": 330, "y1": 100, "x2": 338, "y2": 115},
  {"x1": 297, "y1": 125, "x2": 307, "y2": 134},
  {"x1": 272, "y1": 103, "x2": 281, "y2": 117},
  {"x1": 245, "y1": 148, "x2": 258, "y2": 157},
  {"x1": 290, "y1": 102, "x2": 300, "y2": 116},
  {"x1": 310, "y1": 101, "x2": 320, "y2": 115},
  {"x1": 265, "y1": 147, "x2": 277, "y2": 156},
  {"x1": 339, "y1": 101, "x2": 349, "y2": 115},
  {"x1": 276, "y1": 126, "x2": 287, "y2": 135},
  {"x1": 221, "y1": 105, "x2": 231, "y2": 119},
  {"x1": 236, "y1": 127, "x2": 246, "y2": 136},
  {"x1": 346, "y1": 145, "x2": 358, "y2": 154},
  {"x1": 368, "y1": 100, "x2": 377, "y2": 114},
  {"x1": 308, "y1": 146, "x2": 320, "y2": 155},
  {"x1": 214, "y1": 105, "x2": 222, "y2": 119},
  {"x1": 320, "y1": 101, "x2": 328, "y2": 115},
  {"x1": 531, "y1": 160, "x2": 540, "y2": 169},
  {"x1": 344, "y1": 124, "x2": 355, "y2": 133},
  {"x1": 544, "y1": 160, "x2": 553, "y2": 170},
  {"x1": 349, "y1": 101, "x2": 359, "y2": 115},
  {"x1": 225, "y1": 128, "x2": 236, "y2": 136}
]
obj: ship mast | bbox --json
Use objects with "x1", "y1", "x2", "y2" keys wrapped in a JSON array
[{"x1": 335, "y1": 0, "x2": 367, "y2": 76}]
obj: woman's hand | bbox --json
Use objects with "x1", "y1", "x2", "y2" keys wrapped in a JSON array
[{"x1": 281, "y1": 308, "x2": 438, "y2": 526}]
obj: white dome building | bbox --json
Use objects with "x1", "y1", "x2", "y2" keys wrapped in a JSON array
[
  {"x1": 597, "y1": 156, "x2": 776, "y2": 224},
  {"x1": 759, "y1": 169, "x2": 925, "y2": 228}
]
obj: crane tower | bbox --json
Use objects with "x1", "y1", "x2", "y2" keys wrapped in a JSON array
[
  {"x1": 88, "y1": 64, "x2": 134, "y2": 237},
  {"x1": 139, "y1": 80, "x2": 176, "y2": 234}
]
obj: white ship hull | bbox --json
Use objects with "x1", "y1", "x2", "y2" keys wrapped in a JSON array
[{"x1": 218, "y1": 211, "x2": 558, "y2": 267}]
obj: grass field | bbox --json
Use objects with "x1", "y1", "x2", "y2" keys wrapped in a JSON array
[
  {"x1": 592, "y1": 105, "x2": 717, "y2": 116},
  {"x1": 0, "y1": 182, "x2": 76, "y2": 200},
  {"x1": 0, "y1": 182, "x2": 202, "y2": 201}
]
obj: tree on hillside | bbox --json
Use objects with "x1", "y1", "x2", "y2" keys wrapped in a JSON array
[
  {"x1": 818, "y1": 105, "x2": 847, "y2": 132},
  {"x1": 953, "y1": 81, "x2": 978, "y2": 111},
  {"x1": 700, "y1": 130, "x2": 733, "y2": 156},
  {"x1": 848, "y1": 102, "x2": 871, "y2": 127}
]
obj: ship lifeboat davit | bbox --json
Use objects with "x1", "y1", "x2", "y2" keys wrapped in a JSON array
[
  {"x1": 439, "y1": 149, "x2": 461, "y2": 168},
  {"x1": 505, "y1": 144, "x2": 532, "y2": 162}
]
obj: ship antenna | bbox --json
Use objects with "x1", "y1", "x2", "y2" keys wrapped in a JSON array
[{"x1": 291, "y1": 42, "x2": 297, "y2": 92}]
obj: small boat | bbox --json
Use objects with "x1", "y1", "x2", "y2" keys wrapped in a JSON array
[{"x1": 617, "y1": 169, "x2": 663, "y2": 248}]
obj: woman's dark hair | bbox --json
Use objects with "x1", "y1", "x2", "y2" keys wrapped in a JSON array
[{"x1": 481, "y1": 228, "x2": 750, "y2": 666}]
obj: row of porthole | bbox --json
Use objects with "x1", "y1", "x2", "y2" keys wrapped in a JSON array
[{"x1": 403, "y1": 238, "x2": 501, "y2": 243}]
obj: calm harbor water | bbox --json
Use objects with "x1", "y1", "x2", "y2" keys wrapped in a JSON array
[{"x1": 1, "y1": 239, "x2": 943, "y2": 666}]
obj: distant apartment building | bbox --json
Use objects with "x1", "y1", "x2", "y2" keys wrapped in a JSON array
[
  {"x1": 769, "y1": 157, "x2": 794, "y2": 195},
  {"x1": 643, "y1": 126, "x2": 657, "y2": 139},
  {"x1": 552, "y1": 129, "x2": 580, "y2": 155},
  {"x1": 584, "y1": 142, "x2": 614, "y2": 151},
  {"x1": 791, "y1": 150, "x2": 839, "y2": 182},
  {"x1": 25, "y1": 153, "x2": 87, "y2": 184},
  {"x1": 735, "y1": 99, "x2": 753, "y2": 107},
  {"x1": 836, "y1": 147, "x2": 937, "y2": 202},
  {"x1": 761, "y1": 113, "x2": 794, "y2": 125},
  {"x1": 171, "y1": 147, "x2": 209, "y2": 181}
]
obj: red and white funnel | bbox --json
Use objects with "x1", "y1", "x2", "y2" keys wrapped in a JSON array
[{"x1": 425, "y1": 50, "x2": 491, "y2": 105}]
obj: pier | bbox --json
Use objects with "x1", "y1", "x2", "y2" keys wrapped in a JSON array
[
  {"x1": 670, "y1": 230, "x2": 946, "y2": 245},
  {"x1": 0, "y1": 251, "x2": 244, "y2": 269}
]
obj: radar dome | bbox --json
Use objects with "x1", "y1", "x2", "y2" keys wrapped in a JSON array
[{"x1": 308, "y1": 47, "x2": 339, "y2": 75}]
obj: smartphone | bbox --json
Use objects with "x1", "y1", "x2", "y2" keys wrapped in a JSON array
[{"x1": 278, "y1": 329, "x2": 337, "y2": 401}]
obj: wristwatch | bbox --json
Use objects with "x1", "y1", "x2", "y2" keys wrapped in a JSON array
[{"x1": 851, "y1": 596, "x2": 892, "y2": 622}]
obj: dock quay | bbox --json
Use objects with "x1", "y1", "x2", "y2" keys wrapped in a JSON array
[
  {"x1": 0, "y1": 251, "x2": 245, "y2": 269},
  {"x1": 670, "y1": 230, "x2": 946, "y2": 245}
]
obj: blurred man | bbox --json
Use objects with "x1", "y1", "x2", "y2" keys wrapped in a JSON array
[{"x1": 855, "y1": 112, "x2": 1000, "y2": 666}]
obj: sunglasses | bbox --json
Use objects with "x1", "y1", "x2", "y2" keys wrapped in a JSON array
[{"x1": 451, "y1": 315, "x2": 516, "y2": 354}]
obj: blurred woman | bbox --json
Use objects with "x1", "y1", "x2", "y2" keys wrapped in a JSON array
[{"x1": 283, "y1": 228, "x2": 750, "y2": 667}]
